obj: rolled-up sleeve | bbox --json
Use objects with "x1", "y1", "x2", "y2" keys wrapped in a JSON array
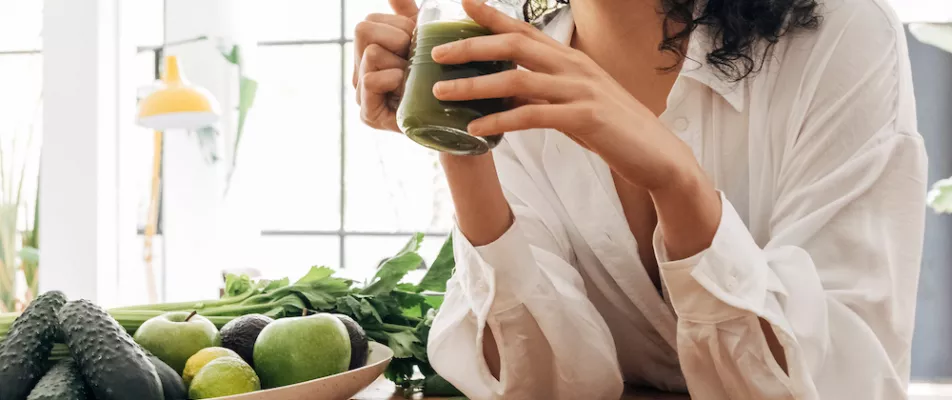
[
  {"x1": 654, "y1": 5, "x2": 927, "y2": 399},
  {"x1": 428, "y1": 142, "x2": 624, "y2": 400}
]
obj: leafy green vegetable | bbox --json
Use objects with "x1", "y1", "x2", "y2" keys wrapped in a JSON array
[
  {"x1": 417, "y1": 236, "x2": 454, "y2": 293},
  {"x1": 386, "y1": 330, "x2": 423, "y2": 359},
  {"x1": 929, "y1": 177, "x2": 952, "y2": 214},
  {"x1": 361, "y1": 234, "x2": 425, "y2": 296},
  {"x1": 2, "y1": 233, "x2": 460, "y2": 397}
]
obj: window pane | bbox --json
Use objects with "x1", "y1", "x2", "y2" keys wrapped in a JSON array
[
  {"x1": 345, "y1": 0, "x2": 400, "y2": 39},
  {"x1": 257, "y1": 236, "x2": 341, "y2": 282},
  {"x1": 253, "y1": 0, "x2": 342, "y2": 42},
  {"x1": 0, "y1": 1, "x2": 42, "y2": 51},
  {"x1": 343, "y1": 235, "x2": 448, "y2": 285},
  {"x1": 343, "y1": 44, "x2": 455, "y2": 233},
  {"x1": 242, "y1": 45, "x2": 343, "y2": 231},
  {"x1": 0, "y1": 54, "x2": 43, "y2": 229}
]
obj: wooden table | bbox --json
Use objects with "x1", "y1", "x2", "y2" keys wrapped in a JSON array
[{"x1": 354, "y1": 378, "x2": 690, "y2": 400}]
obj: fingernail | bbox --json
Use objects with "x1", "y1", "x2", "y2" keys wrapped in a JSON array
[
  {"x1": 432, "y1": 82, "x2": 446, "y2": 96},
  {"x1": 431, "y1": 44, "x2": 450, "y2": 59},
  {"x1": 467, "y1": 123, "x2": 482, "y2": 136}
]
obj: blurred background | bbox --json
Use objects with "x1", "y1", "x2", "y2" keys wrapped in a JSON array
[{"x1": 2, "y1": 0, "x2": 952, "y2": 387}]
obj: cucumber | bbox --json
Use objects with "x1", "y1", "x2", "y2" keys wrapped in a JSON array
[
  {"x1": 148, "y1": 355, "x2": 187, "y2": 400},
  {"x1": 58, "y1": 300, "x2": 164, "y2": 400},
  {"x1": 26, "y1": 359, "x2": 89, "y2": 400},
  {"x1": 0, "y1": 291, "x2": 68, "y2": 400}
]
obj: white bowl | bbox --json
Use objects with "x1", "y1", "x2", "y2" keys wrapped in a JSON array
[{"x1": 213, "y1": 342, "x2": 394, "y2": 400}]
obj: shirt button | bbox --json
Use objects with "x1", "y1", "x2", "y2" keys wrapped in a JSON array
[{"x1": 674, "y1": 118, "x2": 690, "y2": 132}]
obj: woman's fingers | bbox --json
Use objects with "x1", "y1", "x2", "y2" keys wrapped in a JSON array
[
  {"x1": 366, "y1": 13, "x2": 415, "y2": 36},
  {"x1": 433, "y1": 69, "x2": 584, "y2": 103},
  {"x1": 356, "y1": 44, "x2": 408, "y2": 105},
  {"x1": 357, "y1": 44, "x2": 406, "y2": 132},
  {"x1": 467, "y1": 104, "x2": 588, "y2": 137},
  {"x1": 461, "y1": 0, "x2": 558, "y2": 44},
  {"x1": 359, "y1": 68, "x2": 404, "y2": 131},
  {"x1": 432, "y1": 33, "x2": 564, "y2": 73},
  {"x1": 353, "y1": 19, "x2": 412, "y2": 88},
  {"x1": 389, "y1": 0, "x2": 420, "y2": 19}
]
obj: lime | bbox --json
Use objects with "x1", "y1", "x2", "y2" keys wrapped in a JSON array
[
  {"x1": 188, "y1": 357, "x2": 260, "y2": 399},
  {"x1": 182, "y1": 347, "x2": 241, "y2": 386}
]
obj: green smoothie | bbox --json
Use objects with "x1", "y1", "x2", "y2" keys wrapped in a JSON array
[{"x1": 397, "y1": 20, "x2": 516, "y2": 155}]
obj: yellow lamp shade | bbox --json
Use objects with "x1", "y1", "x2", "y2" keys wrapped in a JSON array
[{"x1": 136, "y1": 55, "x2": 221, "y2": 130}]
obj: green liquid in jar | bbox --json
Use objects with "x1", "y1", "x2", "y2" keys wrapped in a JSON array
[{"x1": 397, "y1": 20, "x2": 516, "y2": 155}]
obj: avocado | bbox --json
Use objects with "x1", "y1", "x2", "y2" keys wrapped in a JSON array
[
  {"x1": 220, "y1": 314, "x2": 272, "y2": 367},
  {"x1": 148, "y1": 355, "x2": 187, "y2": 400},
  {"x1": 0, "y1": 290, "x2": 68, "y2": 400},
  {"x1": 25, "y1": 359, "x2": 89, "y2": 400},
  {"x1": 335, "y1": 314, "x2": 369, "y2": 369},
  {"x1": 58, "y1": 300, "x2": 164, "y2": 400}
]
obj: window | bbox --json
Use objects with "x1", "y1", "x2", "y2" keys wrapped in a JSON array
[
  {"x1": 239, "y1": 0, "x2": 454, "y2": 285},
  {"x1": 0, "y1": 1, "x2": 42, "y2": 306},
  {"x1": 0, "y1": 0, "x2": 43, "y2": 230},
  {"x1": 123, "y1": 0, "x2": 455, "y2": 303}
]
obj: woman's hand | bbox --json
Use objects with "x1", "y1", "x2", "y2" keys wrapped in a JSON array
[
  {"x1": 352, "y1": 0, "x2": 419, "y2": 133},
  {"x1": 431, "y1": 0, "x2": 699, "y2": 191}
]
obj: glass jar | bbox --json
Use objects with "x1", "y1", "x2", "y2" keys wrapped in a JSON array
[{"x1": 396, "y1": 0, "x2": 522, "y2": 156}]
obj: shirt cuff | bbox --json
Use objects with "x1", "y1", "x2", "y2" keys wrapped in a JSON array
[
  {"x1": 453, "y1": 219, "x2": 544, "y2": 316},
  {"x1": 654, "y1": 192, "x2": 771, "y2": 323}
]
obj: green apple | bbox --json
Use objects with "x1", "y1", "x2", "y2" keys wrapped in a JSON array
[
  {"x1": 134, "y1": 311, "x2": 221, "y2": 374},
  {"x1": 253, "y1": 313, "x2": 351, "y2": 388}
]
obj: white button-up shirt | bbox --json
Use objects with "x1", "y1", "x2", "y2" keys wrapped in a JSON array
[{"x1": 427, "y1": 0, "x2": 928, "y2": 399}]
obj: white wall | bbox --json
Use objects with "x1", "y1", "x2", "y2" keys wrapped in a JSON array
[
  {"x1": 40, "y1": 0, "x2": 121, "y2": 306},
  {"x1": 160, "y1": 0, "x2": 261, "y2": 301}
]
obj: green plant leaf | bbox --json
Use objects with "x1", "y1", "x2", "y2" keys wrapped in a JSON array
[
  {"x1": 361, "y1": 253, "x2": 424, "y2": 296},
  {"x1": 224, "y1": 273, "x2": 253, "y2": 297},
  {"x1": 385, "y1": 330, "x2": 422, "y2": 358},
  {"x1": 910, "y1": 23, "x2": 952, "y2": 54},
  {"x1": 359, "y1": 298, "x2": 384, "y2": 323},
  {"x1": 929, "y1": 177, "x2": 952, "y2": 213},
  {"x1": 238, "y1": 76, "x2": 258, "y2": 111},
  {"x1": 233, "y1": 75, "x2": 257, "y2": 149},
  {"x1": 219, "y1": 43, "x2": 240, "y2": 65},
  {"x1": 393, "y1": 233, "x2": 424, "y2": 258},
  {"x1": 336, "y1": 295, "x2": 363, "y2": 318},
  {"x1": 18, "y1": 246, "x2": 38, "y2": 265},
  {"x1": 417, "y1": 236, "x2": 454, "y2": 293},
  {"x1": 423, "y1": 294, "x2": 444, "y2": 310},
  {"x1": 392, "y1": 290, "x2": 428, "y2": 318},
  {"x1": 290, "y1": 286, "x2": 337, "y2": 311},
  {"x1": 192, "y1": 126, "x2": 220, "y2": 164},
  {"x1": 396, "y1": 282, "x2": 418, "y2": 292},
  {"x1": 294, "y1": 266, "x2": 336, "y2": 285},
  {"x1": 263, "y1": 277, "x2": 290, "y2": 292},
  {"x1": 226, "y1": 75, "x2": 258, "y2": 191},
  {"x1": 361, "y1": 234, "x2": 425, "y2": 296}
]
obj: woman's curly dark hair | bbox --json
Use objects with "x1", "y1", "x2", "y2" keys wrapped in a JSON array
[{"x1": 524, "y1": 0, "x2": 821, "y2": 81}]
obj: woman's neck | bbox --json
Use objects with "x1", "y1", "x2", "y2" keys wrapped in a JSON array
[{"x1": 569, "y1": 0, "x2": 684, "y2": 115}]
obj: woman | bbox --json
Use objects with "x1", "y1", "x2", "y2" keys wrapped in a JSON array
[{"x1": 354, "y1": 0, "x2": 927, "y2": 398}]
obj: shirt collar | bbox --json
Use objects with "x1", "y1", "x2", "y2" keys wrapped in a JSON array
[{"x1": 541, "y1": 7, "x2": 747, "y2": 112}]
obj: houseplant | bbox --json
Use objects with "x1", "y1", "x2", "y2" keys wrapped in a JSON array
[
  {"x1": 0, "y1": 96, "x2": 41, "y2": 312},
  {"x1": 911, "y1": 23, "x2": 952, "y2": 213}
]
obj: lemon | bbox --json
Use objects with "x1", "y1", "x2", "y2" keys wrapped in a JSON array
[
  {"x1": 182, "y1": 347, "x2": 240, "y2": 386},
  {"x1": 188, "y1": 357, "x2": 260, "y2": 399}
]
